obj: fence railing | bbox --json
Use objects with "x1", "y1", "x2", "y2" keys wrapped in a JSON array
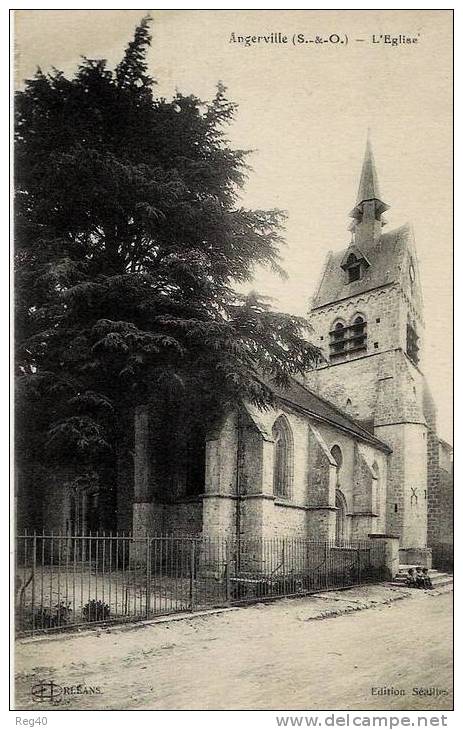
[{"x1": 15, "y1": 533, "x2": 387, "y2": 636}]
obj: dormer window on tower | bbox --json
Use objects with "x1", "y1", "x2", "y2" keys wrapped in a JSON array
[
  {"x1": 340, "y1": 246, "x2": 371, "y2": 285},
  {"x1": 346, "y1": 253, "x2": 361, "y2": 282}
]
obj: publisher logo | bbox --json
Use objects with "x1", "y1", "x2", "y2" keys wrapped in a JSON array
[
  {"x1": 31, "y1": 680, "x2": 103, "y2": 704},
  {"x1": 31, "y1": 681, "x2": 62, "y2": 705}
]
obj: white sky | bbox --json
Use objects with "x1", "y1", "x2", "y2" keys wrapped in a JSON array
[{"x1": 14, "y1": 9, "x2": 453, "y2": 442}]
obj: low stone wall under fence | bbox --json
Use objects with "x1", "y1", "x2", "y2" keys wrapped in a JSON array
[{"x1": 15, "y1": 533, "x2": 388, "y2": 636}]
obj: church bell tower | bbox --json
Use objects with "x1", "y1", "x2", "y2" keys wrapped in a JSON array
[{"x1": 305, "y1": 135, "x2": 429, "y2": 559}]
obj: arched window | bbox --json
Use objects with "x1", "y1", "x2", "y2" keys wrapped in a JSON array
[
  {"x1": 330, "y1": 315, "x2": 367, "y2": 360},
  {"x1": 330, "y1": 445, "x2": 343, "y2": 486},
  {"x1": 335, "y1": 490, "x2": 348, "y2": 544},
  {"x1": 329, "y1": 320, "x2": 347, "y2": 361},
  {"x1": 350, "y1": 315, "x2": 367, "y2": 353},
  {"x1": 272, "y1": 415, "x2": 294, "y2": 499}
]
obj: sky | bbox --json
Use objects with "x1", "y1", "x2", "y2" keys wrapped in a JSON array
[{"x1": 14, "y1": 9, "x2": 453, "y2": 442}]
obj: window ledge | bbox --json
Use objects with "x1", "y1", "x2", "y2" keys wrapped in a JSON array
[{"x1": 274, "y1": 499, "x2": 307, "y2": 511}]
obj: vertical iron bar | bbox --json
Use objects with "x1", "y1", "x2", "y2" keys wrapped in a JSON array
[
  {"x1": 50, "y1": 531, "x2": 54, "y2": 623},
  {"x1": 31, "y1": 533, "x2": 36, "y2": 634},
  {"x1": 72, "y1": 535, "x2": 76, "y2": 624},
  {"x1": 108, "y1": 533, "x2": 112, "y2": 621},
  {"x1": 189, "y1": 539, "x2": 195, "y2": 610},
  {"x1": 146, "y1": 536, "x2": 151, "y2": 619},
  {"x1": 88, "y1": 532, "x2": 92, "y2": 622},
  {"x1": 57, "y1": 535, "x2": 62, "y2": 627},
  {"x1": 41, "y1": 532, "x2": 45, "y2": 630},
  {"x1": 115, "y1": 534, "x2": 119, "y2": 617},
  {"x1": 226, "y1": 539, "x2": 231, "y2": 604},
  {"x1": 64, "y1": 535, "x2": 69, "y2": 626},
  {"x1": 80, "y1": 534, "x2": 84, "y2": 624}
]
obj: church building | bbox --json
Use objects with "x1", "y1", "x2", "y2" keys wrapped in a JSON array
[
  {"x1": 27, "y1": 137, "x2": 451, "y2": 568},
  {"x1": 120, "y1": 135, "x2": 444, "y2": 567}
]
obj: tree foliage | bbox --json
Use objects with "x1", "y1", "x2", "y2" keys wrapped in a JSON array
[{"x1": 15, "y1": 16, "x2": 321, "y2": 476}]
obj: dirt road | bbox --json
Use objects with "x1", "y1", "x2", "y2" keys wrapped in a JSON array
[{"x1": 15, "y1": 586, "x2": 453, "y2": 711}]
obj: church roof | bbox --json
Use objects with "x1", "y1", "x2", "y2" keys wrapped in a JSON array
[
  {"x1": 311, "y1": 223, "x2": 412, "y2": 309},
  {"x1": 268, "y1": 377, "x2": 392, "y2": 453}
]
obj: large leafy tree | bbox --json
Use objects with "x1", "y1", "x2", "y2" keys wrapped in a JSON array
[{"x1": 15, "y1": 16, "x2": 320, "y2": 484}]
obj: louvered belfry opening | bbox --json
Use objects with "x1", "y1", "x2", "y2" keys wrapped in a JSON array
[
  {"x1": 329, "y1": 316, "x2": 367, "y2": 361},
  {"x1": 407, "y1": 320, "x2": 420, "y2": 365}
]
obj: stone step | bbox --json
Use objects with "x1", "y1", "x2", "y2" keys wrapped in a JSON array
[
  {"x1": 392, "y1": 575, "x2": 452, "y2": 584},
  {"x1": 396, "y1": 568, "x2": 448, "y2": 578},
  {"x1": 398, "y1": 565, "x2": 441, "y2": 572},
  {"x1": 389, "y1": 573, "x2": 453, "y2": 588}
]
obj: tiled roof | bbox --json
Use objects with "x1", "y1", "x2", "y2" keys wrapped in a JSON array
[
  {"x1": 268, "y1": 377, "x2": 391, "y2": 453},
  {"x1": 312, "y1": 224, "x2": 412, "y2": 309}
]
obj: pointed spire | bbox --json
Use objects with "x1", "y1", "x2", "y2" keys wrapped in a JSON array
[
  {"x1": 349, "y1": 132, "x2": 389, "y2": 223},
  {"x1": 356, "y1": 129, "x2": 382, "y2": 205}
]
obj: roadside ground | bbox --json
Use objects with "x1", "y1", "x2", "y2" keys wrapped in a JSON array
[{"x1": 15, "y1": 582, "x2": 453, "y2": 711}]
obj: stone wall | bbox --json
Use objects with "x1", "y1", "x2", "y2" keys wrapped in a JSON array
[
  {"x1": 432, "y1": 468, "x2": 453, "y2": 546},
  {"x1": 305, "y1": 308, "x2": 428, "y2": 551},
  {"x1": 422, "y1": 383, "x2": 443, "y2": 546},
  {"x1": 374, "y1": 421, "x2": 428, "y2": 549},
  {"x1": 163, "y1": 499, "x2": 203, "y2": 535},
  {"x1": 308, "y1": 285, "x2": 401, "y2": 368},
  {"x1": 426, "y1": 431, "x2": 453, "y2": 548},
  {"x1": 199, "y1": 402, "x2": 388, "y2": 543},
  {"x1": 402, "y1": 424, "x2": 428, "y2": 548},
  {"x1": 305, "y1": 348, "x2": 426, "y2": 429}
]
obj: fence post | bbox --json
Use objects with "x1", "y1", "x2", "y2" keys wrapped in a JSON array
[
  {"x1": 145, "y1": 536, "x2": 151, "y2": 619},
  {"x1": 31, "y1": 532, "x2": 37, "y2": 634},
  {"x1": 282, "y1": 539, "x2": 286, "y2": 596},
  {"x1": 357, "y1": 546, "x2": 361, "y2": 585},
  {"x1": 225, "y1": 540, "x2": 231, "y2": 604},
  {"x1": 324, "y1": 541, "x2": 330, "y2": 589},
  {"x1": 189, "y1": 539, "x2": 196, "y2": 611}
]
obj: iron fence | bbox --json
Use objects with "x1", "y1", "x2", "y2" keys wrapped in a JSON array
[{"x1": 15, "y1": 532, "x2": 387, "y2": 636}]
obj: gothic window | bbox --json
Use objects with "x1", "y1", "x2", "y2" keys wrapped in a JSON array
[
  {"x1": 330, "y1": 445, "x2": 343, "y2": 486},
  {"x1": 272, "y1": 415, "x2": 294, "y2": 499},
  {"x1": 406, "y1": 319, "x2": 420, "y2": 365}
]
